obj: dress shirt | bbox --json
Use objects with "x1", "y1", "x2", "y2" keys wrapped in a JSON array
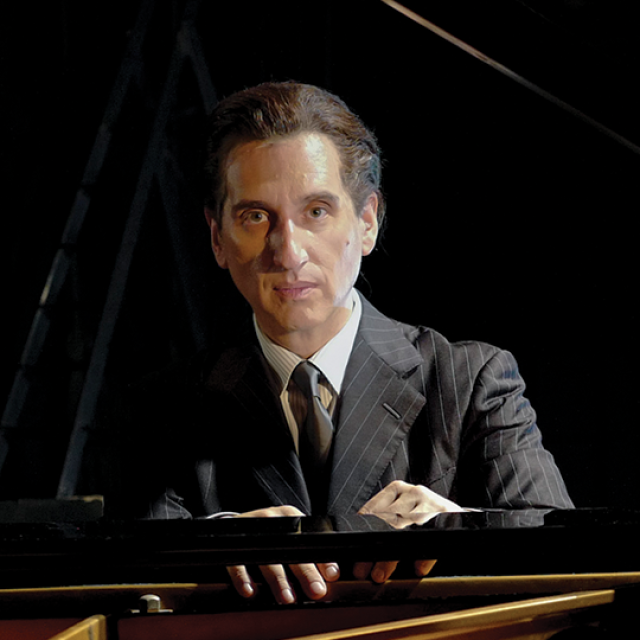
[{"x1": 254, "y1": 290, "x2": 362, "y2": 449}]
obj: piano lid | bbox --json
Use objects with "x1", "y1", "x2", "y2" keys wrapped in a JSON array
[{"x1": 380, "y1": 0, "x2": 640, "y2": 154}]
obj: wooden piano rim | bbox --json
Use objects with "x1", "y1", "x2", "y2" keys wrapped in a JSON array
[
  {"x1": 1, "y1": 576, "x2": 637, "y2": 640},
  {"x1": 29, "y1": 588, "x2": 620, "y2": 640},
  {"x1": 0, "y1": 572, "x2": 639, "y2": 609},
  {"x1": 277, "y1": 589, "x2": 617, "y2": 640}
]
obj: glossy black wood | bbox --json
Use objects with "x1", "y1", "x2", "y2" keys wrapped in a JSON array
[{"x1": 0, "y1": 509, "x2": 638, "y2": 588}]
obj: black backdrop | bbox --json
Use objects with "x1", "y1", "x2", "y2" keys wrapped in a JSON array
[{"x1": 2, "y1": 0, "x2": 639, "y2": 508}]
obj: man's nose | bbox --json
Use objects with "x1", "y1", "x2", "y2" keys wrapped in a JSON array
[{"x1": 269, "y1": 220, "x2": 308, "y2": 270}]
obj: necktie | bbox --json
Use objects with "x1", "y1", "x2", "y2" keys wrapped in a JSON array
[{"x1": 291, "y1": 361, "x2": 334, "y2": 510}]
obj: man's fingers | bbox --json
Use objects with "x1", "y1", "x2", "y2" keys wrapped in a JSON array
[
  {"x1": 415, "y1": 559, "x2": 437, "y2": 576},
  {"x1": 237, "y1": 505, "x2": 304, "y2": 518},
  {"x1": 228, "y1": 500, "x2": 436, "y2": 603},
  {"x1": 359, "y1": 484, "x2": 397, "y2": 513},
  {"x1": 227, "y1": 565, "x2": 256, "y2": 599},
  {"x1": 371, "y1": 561, "x2": 398, "y2": 583},
  {"x1": 290, "y1": 563, "x2": 331, "y2": 600},
  {"x1": 359, "y1": 481, "x2": 464, "y2": 517},
  {"x1": 228, "y1": 562, "x2": 340, "y2": 604},
  {"x1": 318, "y1": 562, "x2": 340, "y2": 582},
  {"x1": 358, "y1": 481, "x2": 419, "y2": 514},
  {"x1": 259, "y1": 564, "x2": 296, "y2": 604},
  {"x1": 352, "y1": 561, "x2": 398, "y2": 583},
  {"x1": 352, "y1": 561, "x2": 374, "y2": 580},
  {"x1": 354, "y1": 560, "x2": 435, "y2": 583}
]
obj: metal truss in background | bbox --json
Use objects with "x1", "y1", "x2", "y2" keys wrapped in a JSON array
[{"x1": 1, "y1": 0, "x2": 217, "y2": 501}]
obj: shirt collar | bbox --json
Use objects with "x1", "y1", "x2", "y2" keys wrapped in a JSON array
[{"x1": 254, "y1": 290, "x2": 362, "y2": 395}]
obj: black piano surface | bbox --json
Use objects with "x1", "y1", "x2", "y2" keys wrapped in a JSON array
[{"x1": 0, "y1": 508, "x2": 638, "y2": 588}]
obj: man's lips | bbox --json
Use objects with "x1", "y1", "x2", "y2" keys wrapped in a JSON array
[{"x1": 273, "y1": 282, "x2": 317, "y2": 299}]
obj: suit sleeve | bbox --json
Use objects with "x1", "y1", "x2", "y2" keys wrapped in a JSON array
[{"x1": 456, "y1": 348, "x2": 574, "y2": 509}]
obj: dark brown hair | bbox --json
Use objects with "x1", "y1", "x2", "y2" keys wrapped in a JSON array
[{"x1": 203, "y1": 81, "x2": 385, "y2": 226}]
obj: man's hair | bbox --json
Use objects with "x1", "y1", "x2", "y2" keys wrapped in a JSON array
[{"x1": 203, "y1": 81, "x2": 385, "y2": 226}]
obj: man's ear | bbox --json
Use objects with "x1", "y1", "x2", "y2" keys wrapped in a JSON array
[
  {"x1": 204, "y1": 206, "x2": 228, "y2": 269},
  {"x1": 360, "y1": 193, "x2": 379, "y2": 257}
]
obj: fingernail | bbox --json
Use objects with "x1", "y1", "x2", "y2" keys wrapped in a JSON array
[
  {"x1": 325, "y1": 564, "x2": 339, "y2": 579},
  {"x1": 280, "y1": 588, "x2": 295, "y2": 604},
  {"x1": 241, "y1": 582, "x2": 255, "y2": 598},
  {"x1": 309, "y1": 581, "x2": 327, "y2": 597},
  {"x1": 372, "y1": 568, "x2": 386, "y2": 583}
]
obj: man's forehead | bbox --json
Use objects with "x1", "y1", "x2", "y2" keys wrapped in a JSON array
[
  {"x1": 225, "y1": 132, "x2": 340, "y2": 168},
  {"x1": 223, "y1": 133, "x2": 345, "y2": 199}
]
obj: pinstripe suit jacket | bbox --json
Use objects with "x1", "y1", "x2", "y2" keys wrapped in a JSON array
[{"x1": 137, "y1": 294, "x2": 572, "y2": 519}]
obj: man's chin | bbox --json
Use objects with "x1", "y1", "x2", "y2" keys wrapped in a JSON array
[{"x1": 264, "y1": 306, "x2": 350, "y2": 343}]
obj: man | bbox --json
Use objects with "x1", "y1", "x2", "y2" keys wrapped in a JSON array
[{"x1": 133, "y1": 81, "x2": 572, "y2": 604}]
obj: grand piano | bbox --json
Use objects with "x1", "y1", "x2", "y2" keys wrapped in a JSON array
[
  {"x1": 1, "y1": 504, "x2": 639, "y2": 639},
  {"x1": 2, "y1": 0, "x2": 639, "y2": 638}
]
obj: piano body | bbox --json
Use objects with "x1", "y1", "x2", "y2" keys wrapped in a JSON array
[
  {"x1": 0, "y1": 507, "x2": 639, "y2": 639},
  {"x1": 2, "y1": 1, "x2": 640, "y2": 638}
]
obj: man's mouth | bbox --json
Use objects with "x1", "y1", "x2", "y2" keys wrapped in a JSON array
[{"x1": 274, "y1": 282, "x2": 317, "y2": 299}]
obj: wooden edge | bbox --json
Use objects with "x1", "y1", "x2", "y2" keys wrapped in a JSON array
[
  {"x1": 358, "y1": 572, "x2": 640, "y2": 600},
  {"x1": 282, "y1": 590, "x2": 616, "y2": 640},
  {"x1": 47, "y1": 615, "x2": 107, "y2": 640},
  {"x1": 0, "y1": 573, "x2": 639, "y2": 606}
]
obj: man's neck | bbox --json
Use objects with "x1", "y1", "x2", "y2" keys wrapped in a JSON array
[
  {"x1": 258, "y1": 304, "x2": 355, "y2": 359},
  {"x1": 254, "y1": 290, "x2": 362, "y2": 396}
]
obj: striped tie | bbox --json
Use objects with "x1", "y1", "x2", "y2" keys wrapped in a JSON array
[{"x1": 291, "y1": 361, "x2": 334, "y2": 512}]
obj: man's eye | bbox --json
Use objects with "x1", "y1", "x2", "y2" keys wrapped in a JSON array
[
  {"x1": 309, "y1": 207, "x2": 327, "y2": 219},
  {"x1": 245, "y1": 210, "x2": 267, "y2": 224}
]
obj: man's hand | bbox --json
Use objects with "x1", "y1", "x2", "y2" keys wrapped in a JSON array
[
  {"x1": 227, "y1": 484, "x2": 464, "y2": 598},
  {"x1": 354, "y1": 481, "x2": 465, "y2": 583},
  {"x1": 228, "y1": 506, "x2": 339, "y2": 604},
  {"x1": 359, "y1": 480, "x2": 463, "y2": 520}
]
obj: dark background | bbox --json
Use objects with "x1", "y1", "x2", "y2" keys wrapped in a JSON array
[{"x1": 2, "y1": 0, "x2": 639, "y2": 509}]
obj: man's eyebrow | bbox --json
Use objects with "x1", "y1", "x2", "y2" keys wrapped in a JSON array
[
  {"x1": 230, "y1": 200, "x2": 270, "y2": 215},
  {"x1": 302, "y1": 191, "x2": 340, "y2": 206},
  {"x1": 230, "y1": 193, "x2": 341, "y2": 214}
]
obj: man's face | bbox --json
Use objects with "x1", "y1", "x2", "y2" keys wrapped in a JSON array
[{"x1": 206, "y1": 132, "x2": 378, "y2": 357}]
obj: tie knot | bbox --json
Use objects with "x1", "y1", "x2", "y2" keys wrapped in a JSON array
[{"x1": 292, "y1": 360, "x2": 321, "y2": 399}]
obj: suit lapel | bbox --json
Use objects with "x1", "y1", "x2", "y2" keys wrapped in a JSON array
[
  {"x1": 205, "y1": 339, "x2": 311, "y2": 514},
  {"x1": 328, "y1": 297, "x2": 426, "y2": 514}
]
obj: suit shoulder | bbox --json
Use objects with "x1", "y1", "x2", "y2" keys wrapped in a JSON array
[
  {"x1": 403, "y1": 323, "x2": 504, "y2": 370},
  {"x1": 358, "y1": 296, "x2": 504, "y2": 375}
]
